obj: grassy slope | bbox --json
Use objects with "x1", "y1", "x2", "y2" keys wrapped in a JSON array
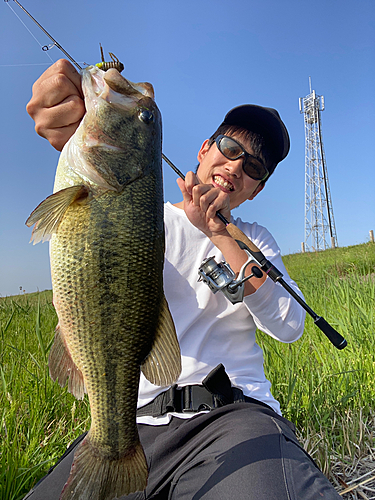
[
  {"x1": 0, "y1": 242, "x2": 374, "y2": 498},
  {"x1": 258, "y1": 242, "x2": 375, "y2": 475}
]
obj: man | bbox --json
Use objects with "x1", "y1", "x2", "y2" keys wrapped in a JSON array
[{"x1": 24, "y1": 60, "x2": 341, "y2": 499}]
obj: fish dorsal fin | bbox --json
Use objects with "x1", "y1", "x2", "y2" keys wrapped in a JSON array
[
  {"x1": 25, "y1": 185, "x2": 89, "y2": 244},
  {"x1": 141, "y1": 295, "x2": 181, "y2": 387},
  {"x1": 49, "y1": 324, "x2": 86, "y2": 400}
]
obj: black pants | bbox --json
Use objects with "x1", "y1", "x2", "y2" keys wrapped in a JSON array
[{"x1": 24, "y1": 402, "x2": 340, "y2": 500}]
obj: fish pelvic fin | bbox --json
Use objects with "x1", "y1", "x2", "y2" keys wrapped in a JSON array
[
  {"x1": 25, "y1": 185, "x2": 90, "y2": 244},
  {"x1": 49, "y1": 325, "x2": 86, "y2": 400},
  {"x1": 141, "y1": 295, "x2": 181, "y2": 386},
  {"x1": 60, "y1": 435, "x2": 148, "y2": 500}
]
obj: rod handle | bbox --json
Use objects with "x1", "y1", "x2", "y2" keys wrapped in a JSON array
[
  {"x1": 314, "y1": 316, "x2": 347, "y2": 350},
  {"x1": 227, "y1": 223, "x2": 348, "y2": 351},
  {"x1": 226, "y1": 223, "x2": 267, "y2": 265}
]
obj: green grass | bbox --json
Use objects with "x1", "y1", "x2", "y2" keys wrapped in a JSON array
[
  {"x1": 0, "y1": 291, "x2": 90, "y2": 500},
  {"x1": 1, "y1": 242, "x2": 374, "y2": 498},
  {"x1": 257, "y1": 242, "x2": 375, "y2": 476}
]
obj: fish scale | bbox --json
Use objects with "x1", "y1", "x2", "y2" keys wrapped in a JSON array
[
  {"x1": 26, "y1": 66, "x2": 181, "y2": 499},
  {"x1": 51, "y1": 178, "x2": 163, "y2": 448}
]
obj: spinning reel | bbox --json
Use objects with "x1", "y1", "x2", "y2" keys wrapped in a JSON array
[{"x1": 198, "y1": 248, "x2": 263, "y2": 304}]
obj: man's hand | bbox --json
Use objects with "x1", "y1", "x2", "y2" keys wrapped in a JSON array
[
  {"x1": 26, "y1": 59, "x2": 85, "y2": 151},
  {"x1": 177, "y1": 171, "x2": 266, "y2": 295},
  {"x1": 177, "y1": 171, "x2": 231, "y2": 238}
]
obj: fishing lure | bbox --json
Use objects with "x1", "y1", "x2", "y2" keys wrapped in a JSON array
[{"x1": 96, "y1": 44, "x2": 124, "y2": 73}]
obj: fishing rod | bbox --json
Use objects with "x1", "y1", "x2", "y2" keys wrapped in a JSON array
[
  {"x1": 6, "y1": 0, "x2": 347, "y2": 350},
  {"x1": 162, "y1": 155, "x2": 348, "y2": 350},
  {"x1": 5, "y1": 0, "x2": 82, "y2": 70}
]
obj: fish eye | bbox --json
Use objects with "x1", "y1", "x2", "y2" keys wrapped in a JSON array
[{"x1": 138, "y1": 109, "x2": 154, "y2": 125}]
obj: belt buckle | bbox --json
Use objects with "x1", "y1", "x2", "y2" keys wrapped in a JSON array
[{"x1": 182, "y1": 385, "x2": 215, "y2": 413}]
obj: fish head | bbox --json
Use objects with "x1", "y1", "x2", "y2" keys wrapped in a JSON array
[{"x1": 77, "y1": 66, "x2": 162, "y2": 189}]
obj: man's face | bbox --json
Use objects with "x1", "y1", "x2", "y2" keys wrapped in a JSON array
[{"x1": 196, "y1": 133, "x2": 264, "y2": 210}]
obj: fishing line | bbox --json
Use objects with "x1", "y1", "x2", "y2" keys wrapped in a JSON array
[
  {"x1": 4, "y1": 0, "x2": 82, "y2": 70},
  {"x1": 0, "y1": 62, "x2": 86, "y2": 68},
  {"x1": 5, "y1": 0, "x2": 55, "y2": 64},
  {"x1": 0, "y1": 63, "x2": 51, "y2": 67}
]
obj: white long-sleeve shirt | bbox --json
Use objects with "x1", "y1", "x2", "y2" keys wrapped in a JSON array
[{"x1": 137, "y1": 202, "x2": 305, "y2": 422}]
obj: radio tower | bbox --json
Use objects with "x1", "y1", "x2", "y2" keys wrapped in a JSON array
[{"x1": 299, "y1": 79, "x2": 338, "y2": 252}]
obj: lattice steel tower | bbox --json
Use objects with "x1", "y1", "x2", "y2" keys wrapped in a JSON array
[{"x1": 299, "y1": 80, "x2": 338, "y2": 251}]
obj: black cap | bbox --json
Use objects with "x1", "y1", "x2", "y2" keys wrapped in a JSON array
[{"x1": 222, "y1": 104, "x2": 290, "y2": 165}]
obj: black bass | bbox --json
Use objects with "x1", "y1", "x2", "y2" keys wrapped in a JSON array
[{"x1": 26, "y1": 65, "x2": 181, "y2": 499}]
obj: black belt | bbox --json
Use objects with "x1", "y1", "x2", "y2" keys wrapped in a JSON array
[{"x1": 137, "y1": 364, "x2": 273, "y2": 417}]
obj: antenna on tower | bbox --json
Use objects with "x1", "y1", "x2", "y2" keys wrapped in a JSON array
[{"x1": 299, "y1": 80, "x2": 338, "y2": 252}]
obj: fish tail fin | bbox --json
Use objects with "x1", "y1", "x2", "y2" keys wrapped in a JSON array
[
  {"x1": 60, "y1": 435, "x2": 148, "y2": 500},
  {"x1": 49, "y1": 325, "x2": 86, "y2": 400},
  {"x1": 141, "y1": 294, "x2": 181, "y2": 386}
]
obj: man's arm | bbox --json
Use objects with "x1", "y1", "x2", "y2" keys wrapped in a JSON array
[{"x1": 26, "y1": 59, "x2": 85, "y2": 151}]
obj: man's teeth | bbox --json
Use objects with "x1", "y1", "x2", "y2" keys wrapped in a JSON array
[{"x1": 213, "y1": 175, "x2": 234, "y2": 191}]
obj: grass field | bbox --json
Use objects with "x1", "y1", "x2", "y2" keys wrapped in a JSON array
[
  {"x1": 259, "y1": 242, "x2": 375, "y2": 494},
  {"x1": 1, "y1": 241, "x2": 374, "y2": 499}
]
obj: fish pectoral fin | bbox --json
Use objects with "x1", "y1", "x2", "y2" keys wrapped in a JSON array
[
  {"x1": 25, "y1": 185, "x2": 90, "y2": 244},
  {"x1": 141, "y1": 295, "x2": 181, "y2": 387},
  {"x1": 48, "y1": 324, "x2": 86, "y2": 400}
]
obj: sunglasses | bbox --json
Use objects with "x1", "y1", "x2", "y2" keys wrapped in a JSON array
[{"x1": 214, "y1": 135, "x2": 269, "y2": 181}]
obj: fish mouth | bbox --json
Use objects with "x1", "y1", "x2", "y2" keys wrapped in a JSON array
[
  {"x1": 87, "y1": 66, "x2": 155, "y2": 107},
  {"x1": 213, "y1": 174, "x2": 234, "y2": 192},
  {"x1": 103, "y1": 69, "x2": 155, "y2": 99}
]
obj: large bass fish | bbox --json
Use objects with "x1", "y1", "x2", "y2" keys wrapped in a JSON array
[{"x1": 26, "y1": 66, "x2": 181, "y2": 500}]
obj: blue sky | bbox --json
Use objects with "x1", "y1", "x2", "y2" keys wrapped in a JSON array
[{"x1": 1, "y1": 0, "x2": 374, "y2": 297}]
